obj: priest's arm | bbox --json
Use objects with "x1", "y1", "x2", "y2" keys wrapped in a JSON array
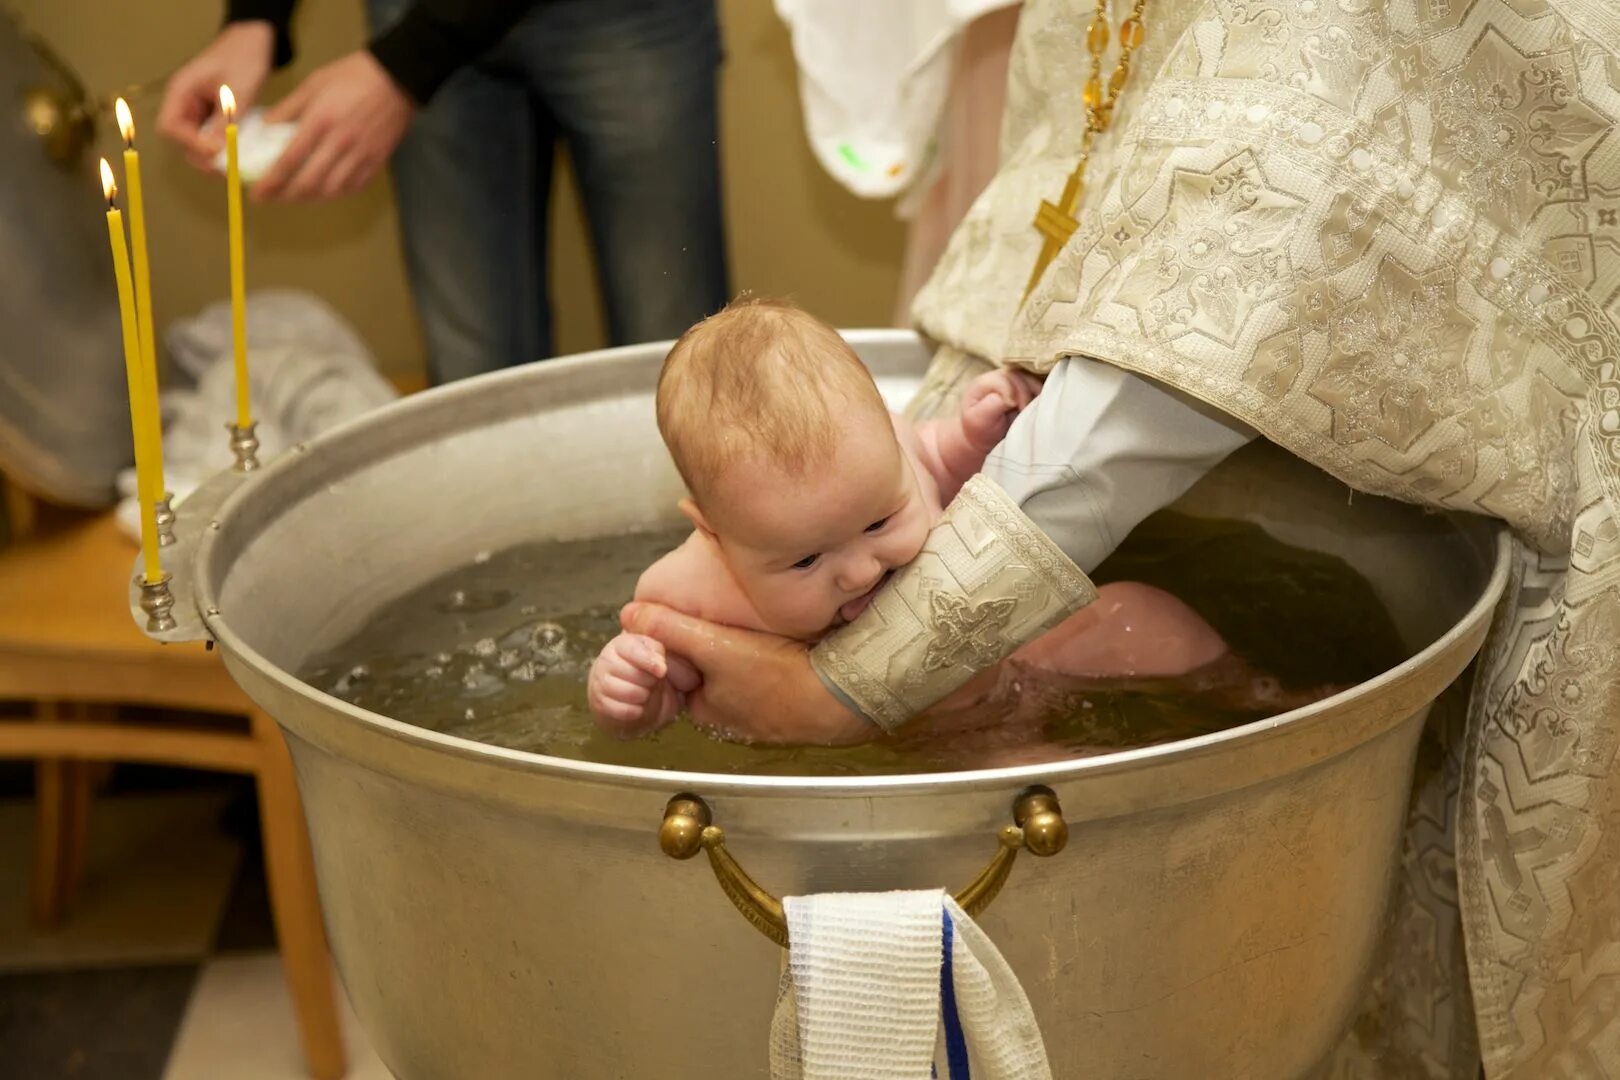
[{"x1": 622, "y1": 356, "x2": 1255, "y2": 743}]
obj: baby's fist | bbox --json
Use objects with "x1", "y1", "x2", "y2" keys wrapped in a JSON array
[
  {"x1": 960, "y1": 369, "x2": 1042, "y2": 449},
  {"x1": 588, "y1": 632, "x2": 681, "y2": 736}
]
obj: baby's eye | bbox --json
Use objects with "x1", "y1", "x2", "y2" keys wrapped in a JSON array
[
  {"x1": 864, "y1": 516, "x2": 891, "y2": 533},
  {"x1": 792, "y1": 554, "x2": 820, "y2": 570}
]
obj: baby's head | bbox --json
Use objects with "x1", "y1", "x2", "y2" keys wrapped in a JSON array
[{"x1": 657, "y1": 298, "x2": 935, "y2": 638}]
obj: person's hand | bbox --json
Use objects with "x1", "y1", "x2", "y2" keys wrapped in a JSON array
[
  {"x1": 587, "y1": 632, "x2": 691, "y2": 737},
  {"x1": 960, "y1": 369, "x2": 1042, "y2": 451},
  {"x1": 621, "y1": 602, "x2": 878, "y2": 746},
  {"x1": 157, "y1": 21, "x2": 276, "y2": 169},
  {"x1": 254, "y1": 50, "x2": 415, "y2": 202}
]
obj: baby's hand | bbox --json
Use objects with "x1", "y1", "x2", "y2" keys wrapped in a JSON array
[
  {"x1": 960, "y1": 369, "x2": 1042, "y2": 451},
  {"x1": 588, "y1": 632, "x2": 685, "y2": 737}
]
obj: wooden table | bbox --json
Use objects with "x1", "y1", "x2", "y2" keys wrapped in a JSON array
[{"x1": 0, "y1": 501, "x2": 345, "y2": 1080}]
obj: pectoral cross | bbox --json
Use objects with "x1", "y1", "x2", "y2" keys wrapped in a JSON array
[{"x1": 1022, "y1": 165, "x2": 1084, "y2": 303}]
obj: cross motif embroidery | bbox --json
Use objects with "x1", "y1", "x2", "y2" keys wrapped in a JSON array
[{"x1": 921, "y1": 593, "x2": 1020, "y2": 672}]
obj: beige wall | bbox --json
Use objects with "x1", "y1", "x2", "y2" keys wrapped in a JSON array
[{"x1": 13, "y1": 0, "x2": 906, "y2": 379}]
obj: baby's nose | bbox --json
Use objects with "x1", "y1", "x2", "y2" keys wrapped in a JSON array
[{"x1": 838, "y1": 557, "x2": 886, "y2": 593}]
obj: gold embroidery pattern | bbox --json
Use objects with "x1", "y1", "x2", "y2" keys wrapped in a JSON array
[
  {"x1": 1430, "y1": 30, "x2": 1611, "y2": 231},
  {"x1": 920, "y1": 594, "x2": 1020, "y2": 671},
  {"x1": 1308, "y1": 258, "x2": 1476, "y2": 452},
  {"x1": 910, "y1": 0, "x2": 1620, "y2": 1072},
  {"x1": 1112, "y1": 150, "x2": 1303, "y2": 346}
]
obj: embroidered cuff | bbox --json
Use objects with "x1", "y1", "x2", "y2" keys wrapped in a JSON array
[{"x1": 810, "y1": 474, "x2": 1097, "y2": 732}]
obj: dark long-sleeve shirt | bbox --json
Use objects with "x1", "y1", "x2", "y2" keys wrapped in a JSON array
[{"x1": 225, "y1": 0, "x2": 540, "y2": 105}]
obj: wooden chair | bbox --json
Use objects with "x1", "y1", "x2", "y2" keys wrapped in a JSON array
[{"x1": 0, "y1": 481, "x2": 345, "y2": 1080}]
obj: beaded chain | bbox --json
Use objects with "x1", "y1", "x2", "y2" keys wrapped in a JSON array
[{"x1": 1022, "y1": 0, "x2": 1149, "y2": 304}]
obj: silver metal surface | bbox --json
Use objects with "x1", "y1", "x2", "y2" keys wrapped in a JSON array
[
  {"x1": 127, "y1": 465, "x2": 252, "y2": 644},
  {"x1": 189, "y1": 332, "x2": 1509, "y2": 1079},
  {"x1": 0, "y1": 10, "x2": 132, "y2": 507}
]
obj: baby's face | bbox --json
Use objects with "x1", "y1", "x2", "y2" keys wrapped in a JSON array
[{"x1": 704, "y1": 411, "x2": 937, "y2": 639}]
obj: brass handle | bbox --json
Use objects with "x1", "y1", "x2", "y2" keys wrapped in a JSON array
[{"x1": 658, "y1": 787, "x2": 1068, "y2": 948}]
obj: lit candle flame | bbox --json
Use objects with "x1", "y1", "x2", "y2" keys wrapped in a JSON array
[
  {"x1": 219, "y1": 85, "x2": 237, "y2": 123},
  {"x1": 115, "y1": 97, "x2": 135, "y2": 147},
  {"x1": 99, "y1": 157, "x2": 117, "y2": 206}
]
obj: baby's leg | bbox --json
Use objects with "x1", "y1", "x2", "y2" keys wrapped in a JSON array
[{"x1": 1013, "y1": 581, "x2": 1228, "y2": 679}]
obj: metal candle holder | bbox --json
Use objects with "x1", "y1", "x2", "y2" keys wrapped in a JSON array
[
  {"x1": 154, "y1": 491, "x2": 176, "y2": 546},
  {"x1": 136, "y1": 571, "x2": 175, "y2": 633},
  {"x1": 228, "y1": 421, "x2": 261, "y2": 472}
]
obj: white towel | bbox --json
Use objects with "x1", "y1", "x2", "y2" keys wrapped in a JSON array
[
  {"x1": 773, "y1": 0, "x2": 1017, "y2": 200},
  {"x1": 114, "y1": 290, "x2": 397, "y2": 543},
  {"x1": 770, "y1": 890, "x2": 1052, "y2": 1080}
]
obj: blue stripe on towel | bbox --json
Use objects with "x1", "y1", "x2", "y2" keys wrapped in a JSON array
[{"x1": 941, "y1": 908, "x2": 970, "y2": 1080}]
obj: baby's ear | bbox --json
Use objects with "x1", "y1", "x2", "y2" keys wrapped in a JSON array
[{"x1": 678, "y1": 497, "x2": 716, "y2": 538}]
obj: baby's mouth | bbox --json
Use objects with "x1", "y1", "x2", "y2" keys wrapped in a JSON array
[{"x1": 839, "y1": 570, "x2": 894, "y2": 622}]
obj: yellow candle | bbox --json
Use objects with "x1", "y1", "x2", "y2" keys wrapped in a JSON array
[
  {"x1": 115, "y1": 98, "x2": 167, "y2": 507},
  {"x1": 102, "y1": 159, "x2": 162, "y2": 584},
  {"x1": 221, "y1": 85, "x2": 252, "y2": 428}
]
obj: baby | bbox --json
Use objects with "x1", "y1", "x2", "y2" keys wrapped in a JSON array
[
  {"x1": 588, "y1": 298, "x2": 1039, "y2": 732},
  {"x1": 587, "y1": 298, "x2": 1231, "y2": 736}
]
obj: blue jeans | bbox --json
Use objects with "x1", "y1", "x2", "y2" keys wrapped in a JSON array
[{"x1": 367, "y1": 0, "x2": 730, "y2": 383}]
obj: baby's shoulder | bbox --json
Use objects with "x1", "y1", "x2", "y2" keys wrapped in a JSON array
[
  {"x1": 636, "y1": 532, "x2": 719, "y2": 598},
  {"x1": 634, "y1": 532, "x2": 759, "y2": 627}
]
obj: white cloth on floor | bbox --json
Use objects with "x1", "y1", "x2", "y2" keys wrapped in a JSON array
[
  {"x1": 774, "y1": 0, "x2": 1017, "y2": 200},
  {"x1": 115, "y1": 291, "x2": 397, "y2": 543},
  {"x1": 769, "y1": 890, "x2": 1051, "y2": 1080}
]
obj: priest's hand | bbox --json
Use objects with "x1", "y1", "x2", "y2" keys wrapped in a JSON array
[
  {"x1": 620, "y1": 602, "x2": 877, "y2": 747},
  {"x1": 254, "y1": 51, "x2": 415, "y2": 202},
  {"x1": 158, "y1": 22, "x2": 275, "y2": 170}
]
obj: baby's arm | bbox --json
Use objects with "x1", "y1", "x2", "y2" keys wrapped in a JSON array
[
  {"x1": 911, "y1": 369, "x2": 1041, "y2": 503},
  {"x1": 587, "y1": 534, "x2": 759, "y2": 736}
]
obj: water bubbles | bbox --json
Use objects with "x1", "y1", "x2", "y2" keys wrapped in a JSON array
[
  {"x1": 497, "y1": 649, "x2": 522, "y2": 670},
  {"x1": 461, "y1": 662, "x2": 504, "y2": 696},
  {"x1": 473, "y1": 550, "x2": 492, "y2": 564},
  {"x1": 435, "y1": 652, "x2": 452, "y2": 665},
  {"x1": 473, "y1": 637, "x2": 498, "y2": 658},
  {"x1": 519, "y1": 605, "x2": 538, "y2": 617},
  {"x1": 436, "y1": 587, "x2": 515, "y2": 615},
  {"x1": 424, "y1": 665, "x2": 445, "y2": 679},
  {"x1": 332, "y1": 664, "x2": 371, "y2": 696},
  {"x1": 508, "y1": 662, "x2": 540, "y2": 683},
  {"x1": 531, "y1": 623, "x2": 568, "y2": 665},
  {"x1": 464, "y1": 708, "x2": 476, "y2": 722}
]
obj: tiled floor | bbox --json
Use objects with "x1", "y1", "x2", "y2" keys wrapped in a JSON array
[{"x1": 0, "y1": 773, "x2": 394, "y2": 1079}]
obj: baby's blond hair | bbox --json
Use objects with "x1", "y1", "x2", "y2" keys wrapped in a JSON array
[{"x1": 656, "y1": 298, "x2": 888, "y2": 502}]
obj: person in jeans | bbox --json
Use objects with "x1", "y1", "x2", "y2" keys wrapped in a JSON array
[{"x1": 159, "y1": 0, "x2": 730, "y2": 384}]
